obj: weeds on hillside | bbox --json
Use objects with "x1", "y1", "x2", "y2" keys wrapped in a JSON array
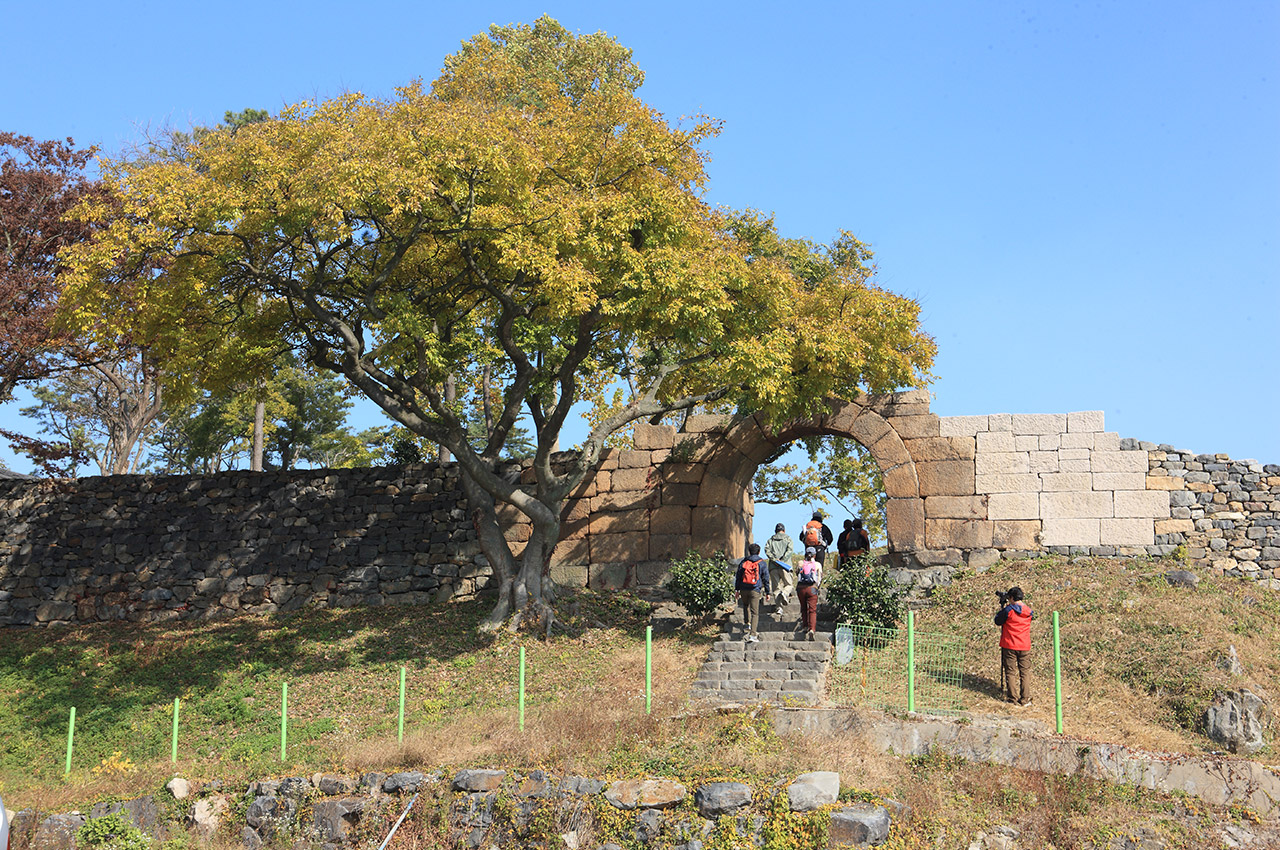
[{"x1": 924, "y1": 555, "x2": 1280, "y2": 758}]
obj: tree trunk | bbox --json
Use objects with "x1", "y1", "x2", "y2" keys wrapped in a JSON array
[
  {"x1": 506, "y1": 509, "x2": 563, "y2": 630},
  {"x1": 251, "y1": 399, "x2": 265, "y2": 471},
  {"x1": 459, "y1": 465, "x2": 567, "y2": 632},
  {"x1": 438, "y1": 374, "x2": 456, "y2": 464},
  {"x1": 459, "y1": 471, "x2": 520, "y2": 632}
]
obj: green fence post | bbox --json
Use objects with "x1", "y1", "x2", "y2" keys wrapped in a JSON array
[
  {"x1": 518, "y1": 647, "x2": 526, "y2": 732},
  {"x1": 645, "y1": 625, "x2": 653, "y2": 715},
  {"x1": 398, "y1": 666, "x2": 406, "y2": 744},
  {"x1": 1053, "y1": 611, "x2": 1063, "y2": 734},
  {"x1": 171, "y1": 698, "x2": 180, "y2": 764},
  {"x1": 280, "y1": 681, "x2": 289, "y2": 761},
  {"x1": 906, "y1": 611, "x2": 916, "y2": 713},
  {"x1": 64, "y1": 706, "x2": 76, "y2": 777}
]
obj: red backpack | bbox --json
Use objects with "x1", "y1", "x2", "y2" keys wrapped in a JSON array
[
  {"x1": 741, "y1": 558, "x2": 759, "y2": 586},
  {"x1": 803, "y1": 520, "x2": 823, "y2": 547}
]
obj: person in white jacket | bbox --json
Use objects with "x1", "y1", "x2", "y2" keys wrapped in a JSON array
[{"x1": 764, "y1": 523, "x2": 795, "y2": 610}]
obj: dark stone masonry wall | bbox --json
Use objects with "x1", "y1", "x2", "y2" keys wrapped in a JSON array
[
  {"x1": 1129, "y1": 440, "x2": 1280, "y2": 587},
  {"x1": 0, "y1": 465, "x2": 497, "y2": 627}
]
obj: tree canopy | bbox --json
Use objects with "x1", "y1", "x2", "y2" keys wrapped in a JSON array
[{"x1": 64, "y1": 16, "x2": 935, "y2": 629}]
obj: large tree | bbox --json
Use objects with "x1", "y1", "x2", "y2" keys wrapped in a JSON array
[
  {"x1": 65, "y1": 17, "x2": 935, "y2": 629},
  {"x1": 0, "y1": 132, "x2": 105, "y2": 401}
]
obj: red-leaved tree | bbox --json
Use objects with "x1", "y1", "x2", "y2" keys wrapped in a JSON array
[{"x1": 0, "y1": 132, "x2": 106, "y2": 474}]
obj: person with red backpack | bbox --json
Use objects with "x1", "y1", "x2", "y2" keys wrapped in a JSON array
[
  {"x1": 734, "y1": 543, "x2": 771, "y2": 643},
  {"x1": 994, "y1": 586, "x2": 1035, "y2": 706},
  {"x1": 798, "y1": 510, "x2": 833, "y2": 567}
]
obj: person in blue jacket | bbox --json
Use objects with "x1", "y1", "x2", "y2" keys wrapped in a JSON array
[{"x1": 734, "y1": 542, "x2": 771, "y2": 643}]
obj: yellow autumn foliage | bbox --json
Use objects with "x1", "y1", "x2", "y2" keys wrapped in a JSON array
[{"x1": 62, "y1": 15, "x2": 934, "y2": 494}]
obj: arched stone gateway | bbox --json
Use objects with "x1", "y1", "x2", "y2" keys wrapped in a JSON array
[
  {"x1": 555, "y1": 389, "x2": 945, "y2": 584},
  {"x1": 680, "y1": 391, "x2": 933, "y2": 559}
]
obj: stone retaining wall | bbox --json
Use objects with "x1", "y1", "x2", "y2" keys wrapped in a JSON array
[
  {"x1": 3, "y1": 396, "x2": 1276, "y2": 628},
  {"x1": 5, "y1": 767, "x2": 895, "y2": 850},
  {"x1": 773, "y1": 706, "x2": 1280, "y2": 820},
  {"x1": 906, "y1": 410, "x2": 1278, "y2": 586},
  {"x1": 1130, "y1": 442, "x2": 1280, "y2": 588},
  {"x1": 940, "y1": 410, "x2": 1161, "y2": 551},
  {"x1": 0, "y1": 465, "x2": 496, "y2": 627}
]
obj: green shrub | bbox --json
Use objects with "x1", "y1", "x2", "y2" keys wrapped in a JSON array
[
  {"x1": 78, "y1": 814, "x2": 151, "y2": 850},
  {"x1": 825, "y1": 554, "x2": 905, "y2": 630},
  {"x1": 665, "y1": 550, "x2": 734, "y2": 618}
]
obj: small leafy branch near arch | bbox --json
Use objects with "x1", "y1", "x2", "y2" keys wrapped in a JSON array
[{"x1": 753, "y1": 435, "x2": 887, "y2": 544}]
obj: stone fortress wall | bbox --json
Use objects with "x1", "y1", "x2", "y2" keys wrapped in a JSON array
[
  {"x1": 1, "y1": 391, "x2": 1276, "y2": 627},
  {"x1": 0, "y1": 465, "x2": 497, "y2": 627},
  {"x1": 911, "y1": 409, "x2": 1279, "y2": 589}
]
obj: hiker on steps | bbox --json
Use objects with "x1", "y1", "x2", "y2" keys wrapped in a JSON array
[
  {"x1": 799, "y1": 510, "x2": 833, "y2": 567},
  {"x1": 837, "y1": 518, "x2": 871, "y2": 566},
  {"x1": 764, "y1": 523, "x2": 795, "y2": 612},
  {"x1": 734, "y1": 543, "x2": 771, "y2": 643},
  {"x1": 796, "y1": 547, "x2": 823, "y2": 641}
]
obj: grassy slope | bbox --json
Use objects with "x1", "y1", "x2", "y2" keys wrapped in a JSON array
[
  {"x1": 920, "y1": 554, "x2": 1280, "y2": 759},
  {"x1": 1, "y1": 557, "x2": 1276, "y2": 848}
]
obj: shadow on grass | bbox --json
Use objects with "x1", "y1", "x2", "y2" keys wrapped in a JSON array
[
  {"x1": 0, "y1": 596, "x2": 500, "y2": 763},
  {"x1": 0, "y1": 583, "x2": 678, "y2": 774},
  {"x1": 962, "y1": 672, "x2": 1009, "y2": 702}
]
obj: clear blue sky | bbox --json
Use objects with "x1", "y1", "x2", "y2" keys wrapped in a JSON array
[{"x1": 3, "y1": 1, "x2": 1277, "y2": 540}]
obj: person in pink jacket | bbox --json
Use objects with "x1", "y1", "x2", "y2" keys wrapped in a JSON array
[{"x1": 795, "y1": 547, "x2": 823, "y2": 641}]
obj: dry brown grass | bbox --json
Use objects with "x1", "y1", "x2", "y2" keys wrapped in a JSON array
[
  {"x1": 342, "y1": 637, "x2": 707, "y2": 777},
  {"x1": 919, "y1": 555, "x2": 1280, "y2": 760},
  {"x1": 6, "y1": 565, "x2": 1278, "y2": 847}
]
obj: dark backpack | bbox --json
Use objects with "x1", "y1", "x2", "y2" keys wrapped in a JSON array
[
  {"x1": 741, "y1": 558, "x2": 759, "y2": 587},
  {"x1": 854, "y1": 529, "x2": 870, "y2": 552}
]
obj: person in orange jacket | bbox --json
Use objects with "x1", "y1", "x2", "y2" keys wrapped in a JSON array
[
  {"x1": 994, "y1": 586, "x2": 1035, "y2": 706},
  {"x1": 798, "y1": 511, "x2": 833, "y2": 567}
]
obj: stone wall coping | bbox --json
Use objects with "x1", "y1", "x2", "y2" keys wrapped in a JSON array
[{"x1": 771, "y1": 706, "x2": 1280, "y2": 819}]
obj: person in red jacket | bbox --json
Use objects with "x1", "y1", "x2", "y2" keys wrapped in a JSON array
[{"x1": 994, "y1": 586, "x2": 1034, "y2": 706}]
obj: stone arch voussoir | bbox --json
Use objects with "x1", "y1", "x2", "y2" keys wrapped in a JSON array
[{"x1": 676, "y1": 393, "x2": 930, "y2": 557}]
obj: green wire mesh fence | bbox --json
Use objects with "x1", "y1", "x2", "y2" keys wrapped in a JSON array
[{"x1": 828, "y1": 624, "x2": 966, "y2": 715}]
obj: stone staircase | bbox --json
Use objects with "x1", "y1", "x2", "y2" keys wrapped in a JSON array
[{"x1": 689, "y1": 596, "x2": 834, "y2": 705}]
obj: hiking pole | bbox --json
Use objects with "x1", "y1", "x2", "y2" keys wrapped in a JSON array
[{"x1": 376, "y1": 792, "x2": 419, "y2": 850}]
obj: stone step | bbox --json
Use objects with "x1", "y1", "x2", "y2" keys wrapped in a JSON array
[
  {"x1": 695, "y1": 663, "x2": 826, "y2": 679},
  {"x1": 707, "y1": 643, "x2": 830, "y2": 658},
  {"x1": 717, "y1": 631, "x2": 835, "y2": 645},
  {"x1": 693, "y1": 679, "x2": 821, "y2": 694}
]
